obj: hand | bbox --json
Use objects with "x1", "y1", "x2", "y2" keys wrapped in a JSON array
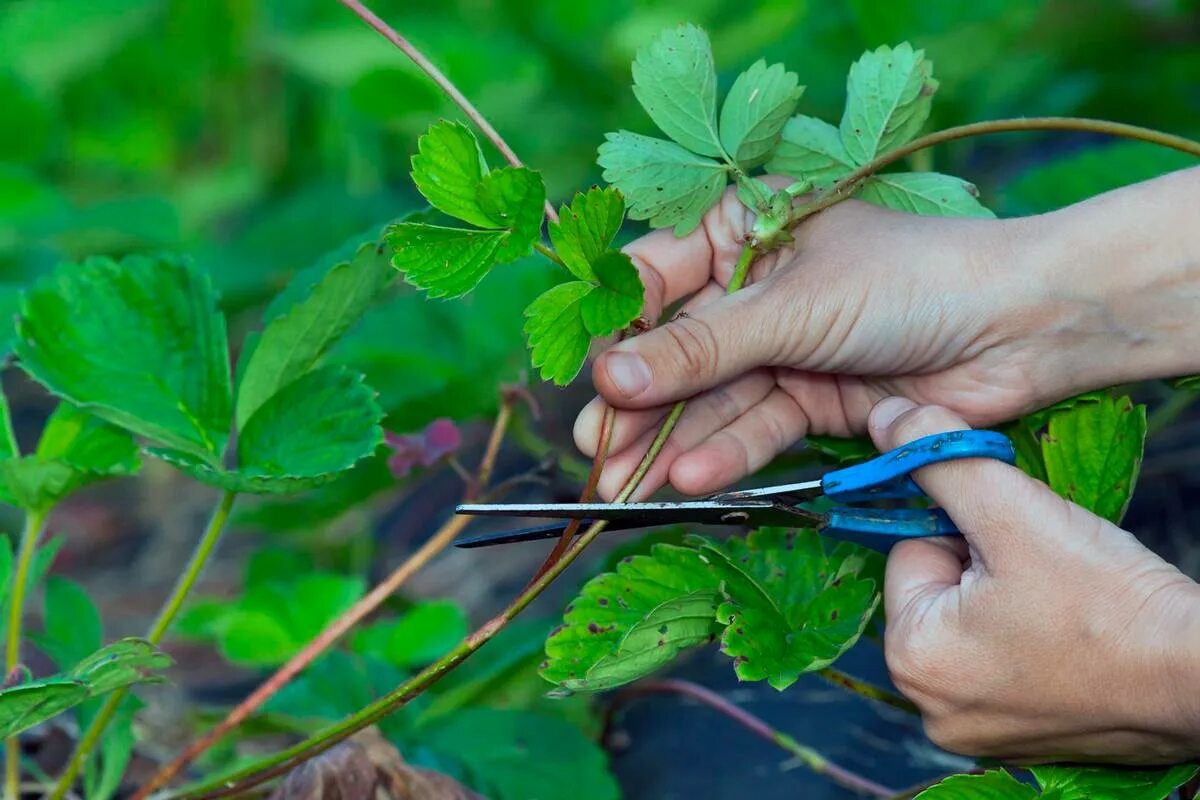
[
  {"x1": 870, "y1": 396, "x2": 1200, "y2": 763},
  {"x1": 575, "y1": 169, "x2": 1200, "y2": 501}
]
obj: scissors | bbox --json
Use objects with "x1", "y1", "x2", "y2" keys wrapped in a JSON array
[{"x1": 454, "y1": 430, "x2": 1015, "y2": 549}]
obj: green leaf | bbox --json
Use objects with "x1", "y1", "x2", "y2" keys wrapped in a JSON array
[
  {"x1": 216, "y1": 609, "x2": 295, "y2": 667},
  {"x1": 523, "y1": 281, "x2": 593, "y2": 386},
  {"x1": 475, "y1": 166, "x2": 546, "y2": 263},
  {"x1": 694, "y1": 528, "x2": 884, "y2": 690},
  {"x1": 351, "y1": 601, "x2": 468, "y2": 668},
  {"x1": 719, "y1": 59, "x2": 804, "y2": 168},
  {"x1": 84, "y1": 694, "x2": 140, "y2": 800},
  {"x1": 1040, "y1": 395, "x2": 1146, "y2": 524},
  {"x1": 235, "y1": 239, "x2": 394, "y2": 429},
  {"x1": 0, "y1": 638, "x2": 169, "y2": 739},
  {"x1": 35, "y1": 403, "x2": 141, "y2": 476},
  {"x1": 542, "y1": 543, "x2": 721, "y2": 692},
  {"x1": 410, "y1": 120, "x2": 493, "y2": 228},
  {"x1": 857, "y1": 172, "x2": 994, "y2": 218},
  {"x1": 579, "y1": 251, "x2": 644, "y2": 337},
  {"x1": 153, "y1": 366, "x2": 383, "y2": 495},
  {"x1": 33, "y1": 577, "x2": 102, "y2": 672},
  {"x1": 15, "y1": 254, "x2": 232, "y2": 463},
  {"x1": 548, "y1": 187, "x2": 626, "y2": 283},
  {"x1": 386, "y1": 223, "x2": 506, "y2": 299},
  {"x1": 598, "y1": 131, "x2": 728, "y2": 235},
  {"x1": 418, "y1": 708, "x2": 620, "y2": 800},
  {"x1": 805, "y1": 434, "x2": 876, "y2": 464},
  {"x1": 1030, "y1": 764, "x2": 1198, "y2": 800},
  {"x1": 914, "y1": 770, "x2": 1037, "y2": 799},
  {"x1": 840, "y1": 43, "x2": 938, "y2": 164},
  {"x1": 0, "y1": 389, "x2": 17, "y2": 461},
  {"x1": 631, "y1": 24, "x2": 722, "y2": 157},
  {"x1": 1167, "y1": 375, "x2": 1200, "y2": 391}
]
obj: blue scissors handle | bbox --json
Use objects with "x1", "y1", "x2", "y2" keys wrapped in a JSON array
[{"x1": 822, "y1": 430, "x2": 1015, "y2": 503}]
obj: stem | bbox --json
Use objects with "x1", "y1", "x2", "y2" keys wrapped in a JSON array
[
  {"x1": 790, "y1": 117, "x2": 1200, "y2": 226},
  {"x1": 727, "y1": 242, "x2": 757, "y2": 294},
  {"x1": 818, "y1": 668, "x2": 919, "y2": 715},
  {"x1": 1148, "y1": 390, "x2": 1197, "y2": 437},
  {"x1": 533, "y1": 241, "x2": 567, "y2": 269},
  {"x1": 337, "y1": 0, "x2": 559, "y2": 224},
  {"x1": 135, "y1": 403, "x2": 516, "y2": 798},
  {"x1": 4, "y1": 509, "x2": 47, "y2": 800},
  {"x1": 50, "y1": 490, "x2": 237, "y2": 800},
  {"x1": 607, "y1": 679, "x2": 895, "y2": 798}
]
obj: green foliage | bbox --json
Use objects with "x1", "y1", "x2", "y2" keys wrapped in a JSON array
[
  {"x1": 548, "y1": 187, "x2": 626, "y2": 283},
  {"x1": 840, "y1": 43, "x2": 937, "y2": 164},
  {"x1": 523, "y1": 282, "x2": 594, "y2": 386},
  {"x1": 388, "y1": 122, "x2": 546, "y2": 298},
  {"x1": 1040, "y1": 394, "x2": 1146, "y2": 525},
  {"x1": 579, "y1": 251, "x2": 643, "y2": 337},
  {"x1": 915, "y1": 770, "x2": 1037, "y2": 799},
  {"x1": 0, "y1": 639, "x2": 169, "y2": 739},
  {"x1": 351, "y1": 601, "x2": 468, "y2": 669},
  {"x1": 768, "y1": 116, "x2": 856, "y2": 189},
  {"x1": 630, "y1": 25, "x2": 722, "y2": 158},
  {"x1": 417, "y1": 708, "x2": 619, "y2": 800},
  {"x1": 856, "y1": 172, "x2": 993, "y2": 218},
  {"x1": 16, "y1": 254, "x2": 232, "y2": 463},
  {"x1": 915, "y1": 765, "x2": 1199, "y2": 800},
  {"x1": 720, "y1": 60, "x2": 805, "y2": 168},
  {"x1": 544, "y1": 529, "x2": 883, "y2": 692}
]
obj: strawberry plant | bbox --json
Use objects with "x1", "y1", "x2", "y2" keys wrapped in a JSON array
[{"x1": 1, "y1": 2, "x2": 1199, "y2": 799}]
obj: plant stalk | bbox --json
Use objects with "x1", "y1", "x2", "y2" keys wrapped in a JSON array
[
  {"x1": 4, "y1": 509, "x2": 48, "y2": 800},
  {"x1": 606, "y1": 679, "x2": 896, "y2": 798},
  {"x1": 337, "y1": 0, "x2": 559, "y2": 224},
  {"x1": 136, "y1": 402, "x2": 516, "y2": 797},
  {"x1": 49, "y1": 490, "x2": 237, "y2": 800},
  {"x1": 818, "y1": 668, "x2": 919, "y2": 715}
]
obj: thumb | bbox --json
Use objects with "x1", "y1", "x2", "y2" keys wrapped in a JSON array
[
  {"x1": 866, "y1": 397, "x2": 1069, "y2": 572},
  {"x1": 593, "y1": 283, "x2": 777, "y2": 408}
]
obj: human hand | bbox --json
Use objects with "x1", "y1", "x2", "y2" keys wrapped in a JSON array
[{"x1": 869, "y1": 396, "x2": 1200, "y2": 763}]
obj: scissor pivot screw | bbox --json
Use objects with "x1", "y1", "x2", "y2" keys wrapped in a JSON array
[{"x1": 720, "y1": 511, "x2": 750, "y2": 524}]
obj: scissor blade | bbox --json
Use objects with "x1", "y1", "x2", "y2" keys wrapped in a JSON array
[
  {"x1": 456, "y1": 500, "x2": 814, "y2": 528},
  {"x1": 716, "y1": 478, "x2": 823, "y2": 501},
  {"x1": 455, "y1": 520, "x2": 642, "y2": 549}
]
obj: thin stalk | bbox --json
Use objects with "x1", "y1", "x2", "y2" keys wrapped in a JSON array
[
  {"x1": 818, "y1": 668, "x2": 919, "y2": 715},
  {"x1": 4, "y1": 509, "x2": 47, "y2": 800},
  {"x1": 789, "y1": 117, "x2": 1200, "y2": 226},
  {"x1": 50, "y1": 490, "x2": 237, "y2": 800},
  {"x1": 337, "y1": 0, "x2": 559, "y2": 224},
  {"x1": 136, "y1": 402, "x2": 516, "y2": 798},
  {"x1": 1148, "y1": 390, "x2": 1197, "y2": 437},
  {"x1": 533, "y1": 241, "x2": 567, "y2": 269},
  {"x1": 727, "y1": 242, "x2": 757, "y2": 294},
  {"x1": 607, "y1": 679, "x2": 895, "y2": 798}
]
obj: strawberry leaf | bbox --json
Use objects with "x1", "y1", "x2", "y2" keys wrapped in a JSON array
[
  {"x1": 719, "y1": 59, "x2": 804, "y2": 168},
  {"x1": 841, "y1": 43, "x2": 937, "y2": 164},
  {"x1": 475, "y1": 166, "x2": 546, "y2": 263},
  {"x1": 548, "y1": 187, "x2": 626, "y2": 283},
  {"x1": 766, "y1": 116, "x2": 855, "y2": 189},
  {"x1": 914, "y1": 770, "x2": 1037, "y2": 799},
  {"x1": 410, "y1": 120, "x2": 494, "y2": 228},
  {"x1": 631, "y1": 24, "x2": 723, "y2": 158},
  {"x1": 523, "y1": 281, "x2": 593, "y2": 386},
  {"x1": 541, "y1": 543, "x2": 721, "y2": 692},
  {"x1": 598, "y1": 131, "x2": 728, "y2": 235},
  {"x1": 15, "y1": 254, "x2": 232, "y2": 463},
  {"x1": 1029, "y1": 764, "x2": 1198, "y2": 800},
  {"x1": 857, "y1": 172, "x2": 994, "y2": 218},
  {"x1": 579, "y1": 251, "x2": 643, "y2": 337},
  {"x1": 386, "y1": 223, "x2": 506, "y2": 299}
]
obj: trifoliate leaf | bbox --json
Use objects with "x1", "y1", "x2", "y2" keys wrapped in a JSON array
[
  {"x1": 598, "y1": 131, "x2": 728, "y2": 235},
  {"x1": 631, "y1": 24, "x2": 722, "y2": 158},
  {"x1": 767, "y1": 115, "x2": 856, "y2": 189},
  {"x1": 475, "y1": 166, "x2": 546, "y2": 262},
  {"x1": 914, "y1": 770, "x2": 1036, "y2": 799},
  {"x1": 523, "y1": 281, "x2": 593, "y2": 386},
  {"x1": 580, "y1": 251, "x2": 644, "y2": 337},
  {"x1": 857, "y1": 172, "x2": 994, "y2": 218},
  {"x1": 420, "y1": 708, "x2": 619, "y2": 800},
  {"x1": 151, "y1": 366, "x2": 383, "y2": 494},
  {"x1": 1030, "y1": 764, "x2": 1198, "y2": 800},
  {"x1": 541, "y1": 543, "x2": 722, "y2": 692},
  {"x1": 16, "y1": 254, "x2": 232, "y2": 463},
  {"x1": 840, "y1": 43, "x2": 937, "y2": 164},
  {"x1": 235, "y1": 238, "x2": 394, "y2": 429},
  {"x1": 0, "y1": 638, "x2": 170, "y2": 739},
  {"x1": 410, "y1": 120, "x2": 493, "y2": 228},
  {"x1": 386, "y1": 223, "x2": 506, "y2": 299},
  {"x1": 549, "y1": 187, "x2": 626, "y2": 282},
  {"x1": 1040, "y1": 395, "x2": 1146, "y2": 524},
  {"x1": 719, "y1": 59, "x2": 804, "y2": 168},
  {"x1": 693, "y1": 528, "x2": 884, "y2": 690}
]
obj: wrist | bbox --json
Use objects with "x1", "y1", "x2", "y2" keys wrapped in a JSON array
[{"x1": 1009, "y1": 168, "x2": 1200, "y2": 397}]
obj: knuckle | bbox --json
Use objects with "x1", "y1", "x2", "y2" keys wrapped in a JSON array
[
  {"x1": 891, "y1": 404, "x2": 957, "y2": 444},
  {"x1": 662, "y1": 316, "x2": 721, "y2": 382}
]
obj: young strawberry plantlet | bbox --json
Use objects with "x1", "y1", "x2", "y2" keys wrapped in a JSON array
[{"x1": 4, "y1": 3, "x2": 1200, "y2": 798}]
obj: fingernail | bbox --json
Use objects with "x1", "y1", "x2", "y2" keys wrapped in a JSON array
[
  {"x1": 870, "y1": 397, "x2": 917, "y2": 432},
  {"x1": 606, "y1": 351, "x2": 651, "y2": 397}
]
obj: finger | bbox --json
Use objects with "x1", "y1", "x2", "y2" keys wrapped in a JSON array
[
  {"x1": 668, "y1": 387, "x2": 810, "y2": 495},
  {"x1": 592, "y1": 282, "x2": 777, "y2": 409},
  {"x1": 884, "y1": 537, "x2": 968, "y2": 624},
  {"x1": 592, "y1": 370, "x2": 776, "y2": 500},
  {"x1": 866, "y1": 397, "x2": 1066, "y2": 569},
  {"x1": 624, "y1": 188, "x2": 751, "y2": 321},
  {"x1": 574, "y1": 369, "x2": 773, "y2": 458}
]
